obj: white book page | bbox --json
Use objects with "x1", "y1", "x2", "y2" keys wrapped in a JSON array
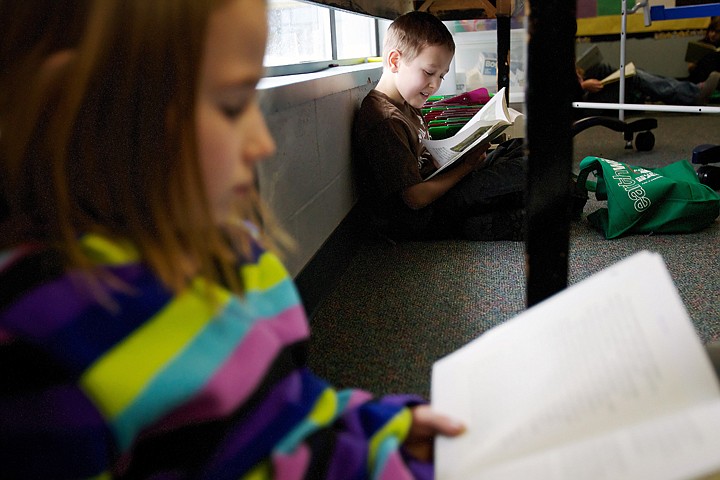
[
  {"x1": 423, "y1": 122, "x2": 509, "y2": 175},
  {"x1": 462, "y1": 400, "x2": 720, "y2": 480},
  {"x1": 432, "y1": 251, "x2": 720, "y2": 480},
  {"x1": 423, "y1": 88, "x2": 511, "y2": 173},
  {"x1": 456, "y1": 87, "x2": 510, "y2": 134}
]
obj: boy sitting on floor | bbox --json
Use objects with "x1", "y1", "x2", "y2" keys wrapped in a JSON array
[
  {"x1": 352, "y1": 11, "x2": 530, "y2": 242},
  {"x1": 577, "y1": 63, "x2": 720, "y2": 107}
]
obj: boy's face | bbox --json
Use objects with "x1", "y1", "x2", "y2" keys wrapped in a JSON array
[
  {"x1": 392, "y1": 45, "x2": 453, "y2": 108},
  {"x1": 708, "y1": 25, "x2": 720, "y2": 46},
  {"x1": 196, "y1": 0, "x2": 276, "y2": 223}
]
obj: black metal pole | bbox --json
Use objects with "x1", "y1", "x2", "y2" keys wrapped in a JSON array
[
  {"x1": 497, "y1": 14, "x2": 511, "y2": 103},
  {"x1": 525, "y1": 0, "x2": 577, "y2": 306}
]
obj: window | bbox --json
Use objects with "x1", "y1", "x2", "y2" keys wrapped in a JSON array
[
  {"x1": 377, "y1": 18, "x2": 392, "y2": 56},
  {"x1": 265, "y1": 0, "x2": 380, "y2": 75},
  {"x1": 265, "y1": 0, "x2": 332, "y2": 67},
  {"x1": 334, "y1": 10, "x2": 377, "y2": 59}
]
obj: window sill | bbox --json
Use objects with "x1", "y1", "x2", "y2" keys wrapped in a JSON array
[
  {"x1": 257, "y1": 61, "x2": 526, "y2": 114},
  {"x1": 258, "y1": 63, "x2": 382, "y2": 114}
]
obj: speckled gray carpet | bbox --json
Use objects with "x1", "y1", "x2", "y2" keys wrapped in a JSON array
[{"x1": 307, "y1": 112, "x2": 720, "y2": 398}]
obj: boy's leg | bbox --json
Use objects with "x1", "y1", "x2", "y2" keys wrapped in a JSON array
[
  {"x1": 375, "y1": 195, "x2": 456, "y2": 241},
  {"x1": 460, "y1": 207, "x2": 525, "y2": 241},
  {"x1": 631, "y1": 70, "x2": 700, "y2": 105},
  {"x1": 434, "y1": 141, "x2": 528, "y2": 240},
  {"x1": 698, "y1": 72, "x2": 720, "y2": 104},
  {"x1": 433, "y1": 138, "x2": 586, "y2": 241},
  {"x1": 436, "y1": 142, "x2": 527, "y2": 218}
]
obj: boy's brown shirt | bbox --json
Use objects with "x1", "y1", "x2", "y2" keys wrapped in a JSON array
[{"x1": 353, "y1": 89, "x2": 436, "y2": 204}]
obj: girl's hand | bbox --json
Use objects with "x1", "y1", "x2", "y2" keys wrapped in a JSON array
[{"x1": 402, "y1": 405, "x2": 466, "y2": 462}]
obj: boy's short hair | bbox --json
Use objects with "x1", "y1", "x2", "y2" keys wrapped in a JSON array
[
  {"x1": 709, "y1": 16, "x2": 720, "y2": 32},
  {"x1": 383, "y1": 11, "x2": 455, "y2": 65}
]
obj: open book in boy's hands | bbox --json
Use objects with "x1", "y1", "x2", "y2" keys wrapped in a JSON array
[
  {"x1": 422, "y1": 87, "x2": 523, "y2": 181},
  {"x1": 599, "y1": 62, "x2": 637, "y2": 86},
  {"x1": 432, "y1": 250, "x2": 720, "y2": 480},
  {"x1": 685, "y1": 41, "x2": 720, "y2": 64}
]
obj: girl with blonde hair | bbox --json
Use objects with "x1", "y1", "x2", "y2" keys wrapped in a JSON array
[{"x1": 0, "y1": 0, "x2": 463, "y2": 477}]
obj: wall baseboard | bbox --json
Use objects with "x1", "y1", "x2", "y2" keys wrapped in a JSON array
[{"x1": 294, "y1": 205, "x2": 368, "y2": 319}]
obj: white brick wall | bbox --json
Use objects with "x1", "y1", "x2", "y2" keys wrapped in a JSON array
[{"x1": 257, "y1": 64, "x2": 381, "y2": 276}]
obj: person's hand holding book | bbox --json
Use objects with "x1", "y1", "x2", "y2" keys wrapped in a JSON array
[
  {"x1": 403, "y1": 405, "x2": 466, "y2": 462},
  {"x1": 581, "y1": 78, "x2": 604, "y2": 93},
  {"x1": 461, "y1": 142, "x2": 491, "y2": 171}
]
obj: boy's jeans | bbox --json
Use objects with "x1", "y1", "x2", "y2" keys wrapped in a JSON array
[{"x1": 632, "y1": 69, "x2": 700, "y2": 105}]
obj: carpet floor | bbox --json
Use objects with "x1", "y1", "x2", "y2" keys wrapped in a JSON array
[{"x1": 307, "y1": 112, "x2": 720, "y2": 398}]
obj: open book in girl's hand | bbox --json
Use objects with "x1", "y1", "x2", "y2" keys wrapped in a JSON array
[
  {"x1": 422, "y1": 87, "x2": 524, "y2": 181},
  {"x1": 432, "y1": 250, "x2": 720, "y2": 480}
]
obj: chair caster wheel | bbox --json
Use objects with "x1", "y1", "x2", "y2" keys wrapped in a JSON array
[
  {"x1": 697, "y1": 165, "x2": 720, "y2": 190},
  {"x1": 635, "y1": 131, "x2": 654, "y2": 151}
]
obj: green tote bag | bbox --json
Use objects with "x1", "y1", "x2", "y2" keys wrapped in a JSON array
[{"x1": 577, "y1": 156, "x2": 720, "y2": 239}]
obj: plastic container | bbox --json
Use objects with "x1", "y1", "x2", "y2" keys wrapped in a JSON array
[{"x1": 453, "y1": 29, "x2": 526, "y2": 94}]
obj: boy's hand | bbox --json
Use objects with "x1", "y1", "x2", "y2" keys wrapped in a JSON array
[
  {"x1": 402, "y1": 405, "x2": 466, "y2": 462},
  {"x1": 581, "y1": 78, "x2": 604, "y2": 93},
  {"x1": 463, "y1": 142, "x2": 490, "y2": 170}
]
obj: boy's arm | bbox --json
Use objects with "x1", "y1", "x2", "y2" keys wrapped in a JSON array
[
  {"x1": 581, "y1": 78, "x2": 604, "y2": 93},
  {"x1": 402, "y1": 146, "x2": 488, "y2": 209}
]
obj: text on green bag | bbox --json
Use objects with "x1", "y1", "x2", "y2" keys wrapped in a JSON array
[{"x1": 604, "y1": 158, "x2": 655, "y2": 212}]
